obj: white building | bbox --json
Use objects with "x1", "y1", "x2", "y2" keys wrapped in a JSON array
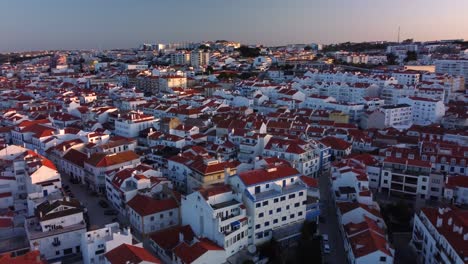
[
  {"x1": 190, "y1": 50, "x2": 210, "y2": 67},
  {"x1": 411, "y1": 207, "x2": 467, "y2": 264},
  {"x1": 380, "y1": 104, "x2": 413, "y2": 127},
  {"x1": 127, "y1": 194, "x2": 179, "y2": 235},
  {"x1": 444, "y1": 176, "x2": 468, "y2": 205},
  {"x1": 435, "y1": 59, "x2": 468, "y2": 86},
  {"x1": 380, "y1": 157, "x2": 444, "y2": 200},
  {"x1": 25, "y1": 198, "x2": 87, "y2": 261},
  {"x1": 398, "y1": 96, "x2": 445, "y2": 125},
  {"x1": 229, "y1": 165, "x2": 307, "y2": 245},
  {"x1": 114, "y1": 111, "x2": 156, "y2": 138},
  {"x1": 81, "y1": 223, "x2": 133, "y2": 264},
  {"x1": 181, "y1": 184, "x2": 249, "y2": 257}
]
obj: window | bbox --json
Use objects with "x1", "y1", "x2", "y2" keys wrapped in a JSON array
[
  {"x1": 259, "y1": 213, "x2": 264, "y2": 218},
  {"x1": 160, "y1": 214, "x2": 164, "y2": 219},
  {"x1": 288, "y1": 194, "x2": 295, "y2": 199},
  {"x1": 276, "y1": 208, "x2": 282, "y2": 213},
  {"x1": 274, "y1": 198, "x2": 279, "y2": 203},
  {"x1": 286, "y1": 205, "x2": 290, "y2": 210},
  {"x1": 266, "y1": 184, "x2": 269, "y2": 188},
  {"x1": 379, "y1": 256, "x2": 386, "y2": 262},
  {"x1": 256, "y1": 203, "x2": 261, "y2": 208},
  {"x1": 150, "y1": 216, "x2": 154, "y2": 221},
  {"x1": 280, "y1": 196, "x2": 286, "y2": 201},
  {"x1": 295, "y1": 203, "x2": 300, "y2": 207},
  {"x1": 282, "y1": 216, "x2": 287, "y2": 221},
  {"x1": 290, "y1": 214, "x2": 295, "y2": 219},
  {"x1": 269, "y1": 210, "x2": 273, "y2": 215},
  {"x1": 264, "y1": 221, "x2": 270, "y2": 227},
  {"x1": 299, "y1": 191, "x2": 304, "y2": 196},
  {"x1": 262, "y1": 201, "x2": 268, "y2": 206},
  {"x1": 273, "y1": 219, "x2": 278, "y2": 224},
  {"x1": 255, "y1": 224, "x2": 260, "y2": 229},
  {"x1": 298, "y1": 211, "x2": 303, "y2": 216}
]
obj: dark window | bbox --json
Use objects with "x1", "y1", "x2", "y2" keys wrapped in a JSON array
[
  {"x1": 295, "y1": 203, "x2": 300, "y2": 207},
  {"x1": 256, "y1": 203, "x2": 261, "y2": 208},
  {"x1": 290, "y1": 214, "x2": 295, "y2": 219},
  {"x1": 274, "y1": 198, "x2": 279, "y2": 203},
  {"x1": 276, "y1": 208, "x2": 282, "y2": 213},
  {"x1": 273, "y1": 219, "x2": 278, "y2": 224},
  {"x1": 299, "y1": 191, "x2": 304, "y2": 196},
  {"x1": 265, "y1": 221, "x2": 270, "y2": 227},
  {"x1": 282, "y1": 216, "x2": 287, "y2": 221},
  {"x1": 255, "y1": 224, "x2": 260, "y2": 229},
  {"x1": 289, "y1": 194, "x2": 295, "y2": 199},
  {"x1": 262, "y1": 201, "x2": 268, "y2": 206},
  {"x1": 280, "y1": 196, "x2": 286, "y2": 201}
]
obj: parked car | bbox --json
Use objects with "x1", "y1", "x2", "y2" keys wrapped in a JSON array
[
  {"x1": 98, "y1": 200, "x2": 109, "y2": 208},
  {"x1": 322, "y1": 234, "x2": 329, "y2": 242},
  {"x1": 104, "y1": 209, "x2": 118, "y2": 215},
  {"x1": 323, "y1": 243, "x2": 331, "y2": 254}
]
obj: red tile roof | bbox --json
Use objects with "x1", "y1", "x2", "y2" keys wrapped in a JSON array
[
  {"x1": 173, "y1": 238, "x2": 223, "y2": 264},
  {"x1": 238, "y1": 166, "x2": 300, "y2": 186},
  {"x1": 150, "y1": 225, "x2": 195, "y2": 251},
  {"x1": 127, "y1": 195, "x2": 178, "y2": 216},
  {"x1": 104, "y1": 244, "x2": 161, "y2": 264},
  {"x1": 86, "y1": 151, "x2": 140, "y2": 167},
  {"x1": 0, "y1": 250, "x2": 46, "y2": 264}
]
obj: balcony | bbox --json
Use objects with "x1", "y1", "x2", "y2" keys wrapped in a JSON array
[{"x1": 52, "y1": 240, "x2": 61, "y2": 247}]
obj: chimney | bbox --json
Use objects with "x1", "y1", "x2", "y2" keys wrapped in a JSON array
[
  {"x1": 87, "y1": 152, "x2": 91, "y2": 159},
  {"x1": 179, "y1": 232, "x2": 184, "y2": 243},
  {"x1": 224, "y1": 167, "x2": 231, "y2": 184},
  {"x1": 436, "y1": 216, "x2": 443, "y2": 228},
  {"x1": 63, "y1": 145, "x2": 66, "y2": 152},
  {"x1": 448, "y1": 217, "x2": 453, "y2": 226}
]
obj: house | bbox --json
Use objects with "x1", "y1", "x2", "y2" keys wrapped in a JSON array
[
  {"x1": 84, "y1": 150, "x2": 141, "y2": 193},
  {"x1": 228, "y1": 165, "x2": 307, "y2": 245},
  {"x1": 320, "y1": 136, "x2": 352, "y2": 160},
  {"x1": 444, "y1": 176, "x2": 468, "y2": 205},
  {"x1": 104, "y1": 243, "x2": 161, "y2": 264},
  {"x1": 127, "y1": 194, "x2": 180, "y2": 236},
  {"x1": 411, "y1": 207, "x2": 468, "y2": 264},
  {"x1": 149, "y1": 226, "x2": 226, "y2": 264},
  {"x1": 181, "y1": 184, "x2": 249, "y2": 257},
  {"x1": 25, "y1": 198, "x2": 87, "y2": 261},
  {"x1": 81, "y1": 223, "x2": 133, "y2": 264}
]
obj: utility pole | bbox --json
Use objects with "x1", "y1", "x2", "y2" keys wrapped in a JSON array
[{"x1": 398, "y1": 26, "x2": 401, "y2": 43}]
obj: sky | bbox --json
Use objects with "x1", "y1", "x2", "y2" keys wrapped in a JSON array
[{"x1": 1, "y1": 0, "x2": 467, "y2": 52}]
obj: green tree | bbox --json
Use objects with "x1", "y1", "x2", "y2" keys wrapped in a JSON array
[
  {"x1": 387, "y1": 53, "x2": 397, "y2": 65},
  {"x1": 205, "y1": 66, "x2": 214, "y2": 74},
  {"x1": 404, "y1": 51, "x2": 418, "y2": 62}
]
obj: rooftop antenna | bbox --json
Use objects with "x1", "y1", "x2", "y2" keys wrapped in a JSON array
[{"x1": 397, "y1": 26, "x2": 401, "y2": 43}]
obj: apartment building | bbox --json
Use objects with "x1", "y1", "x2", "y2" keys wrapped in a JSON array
[
  {"x1": 181, "y1": 184, "x2": 249, "y2": 257},
  {"x1": 81, "y1": 223, "x2": 132, "y2": 264},
  {"x1": 229, "y1": 165, "x2": 307, "y2": 245},
  {"x1": 435, "y1": 59, "x2": 468, "y2": 86},
  {"x1": 398, "y1": 96, "x2": 445, "y2": 125},
  {"x1": 411, "y1": 207, "x2": 467, "y2": 264},
  {"x1": 25, "y1": 198, "x2": 87, "y2": 261}
]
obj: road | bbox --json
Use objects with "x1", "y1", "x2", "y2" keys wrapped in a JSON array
[
  {"x1": 319, "y1": 171, "x2": 348, "y2": 264},
  {"x1": 61, "y1": 173, "x2": 120, "y2": 229}
]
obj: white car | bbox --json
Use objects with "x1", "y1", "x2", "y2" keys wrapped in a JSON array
[
  {"x1": 322, "y1": 234, "x2": 329, "y2": 242},
  {"x1": 323, "y1": 243, "x2": 331, "y2": 254}
]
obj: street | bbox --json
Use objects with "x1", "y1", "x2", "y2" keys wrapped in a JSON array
[
  {"x1": 319, "y1": 171, "x2": 348, "y2": 264},
  {"x1": 61, "y1": 173, "x2": 121, "y2": 229}
]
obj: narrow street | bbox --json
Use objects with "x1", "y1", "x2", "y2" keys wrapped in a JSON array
[{"x1": 319, "y1": 171, "x2": 347, "y2": 264}]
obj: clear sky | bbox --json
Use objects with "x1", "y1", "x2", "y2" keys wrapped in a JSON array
[{"x1": 1, "y1": 0, "x2": 467, "y2": 52}]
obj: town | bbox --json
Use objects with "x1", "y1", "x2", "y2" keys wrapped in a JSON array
[{"x1": 0, "y1": 38, "x2": 467, "y2": 264}]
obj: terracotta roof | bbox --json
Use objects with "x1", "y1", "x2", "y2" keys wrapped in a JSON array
[
  {"x1": 86, "y1": 150, "x2": 140, "y2": 167},
  {"x1": 127, "y1": 195, "x2": 178, "y2": 216},
  {"x1": 150, "y1": 225, "x2": 195, "y2": 251},
  {"x1": 173, "y1": 238, "x2": 223, "y2": 264},
  {"x1": 62, "y1": 149, "x2": 88, "y2": 167},
  {"x1": 300, "y1": 176, "x2": 319, "y2": 188},
  {"x1": 238, "y1": 166, "x2": 300, "y2": 186},
  {"x1": 104, "y1": 244, "x2": 161, "y2": 264},
  {"x1": 196, "y1": 183, "x2": 232, "y2": 200},
  {"x1": 0, "y1": 250, "x2": 46, "y2": 264}
]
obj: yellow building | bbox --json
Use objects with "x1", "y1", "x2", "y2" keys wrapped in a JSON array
[{"x1": 329, "y1": 111, "x2": 350, "y2": 124}]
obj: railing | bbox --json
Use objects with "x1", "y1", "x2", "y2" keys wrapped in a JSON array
[{"x1": 52, "y1": 240, "x2": 61, "y2": 247}]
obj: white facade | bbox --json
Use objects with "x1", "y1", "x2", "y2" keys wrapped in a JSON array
[
  {"x1": 380, "y1": 104, "x2": 413, "y2": 127},
  {"x1": 398, "y1": 97, "x2": 445, "y2": 125},
  {"x1": 81, "y1": 223, "x2": 133, "y2": 264},
  {"x1": 114, "y1": 111, "x2": 156, "y2": 138},
  {"x1": 411, "y1": 207, "x2": 467, "y2": 264},
  {"x1": 435, "y1": 59, "x2": 468, "y2": 86},
  {"x1": 229, "y1": 166, "x2": 307, "y2": 245},
  {"x1": 181, "y1": 185, "x2": 249, "y2": 257}
]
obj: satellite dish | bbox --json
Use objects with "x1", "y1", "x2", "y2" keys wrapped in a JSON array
[{"x1": 248, "y1": 245, "x2": 256, "y2": 254}]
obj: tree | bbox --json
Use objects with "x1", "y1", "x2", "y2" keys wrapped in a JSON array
[
  {"x1": 205, "y1": 66, "x2": 214, "y2": 74},
  {"x1": 304, "y1": 45, "x2": 312, "y2": 51},
  {"x1": 387, "y1": 53, "x2": 397, "y2": 65},
  {"x1": 402, "y1": 38, "x2": 414, "y2": 44},
  {"x1": 237, "y1": 45, "x2": 260, "y2": 58},
  {"x1": 404, "y1": 51, "x2": 418, "y2": 62}
]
